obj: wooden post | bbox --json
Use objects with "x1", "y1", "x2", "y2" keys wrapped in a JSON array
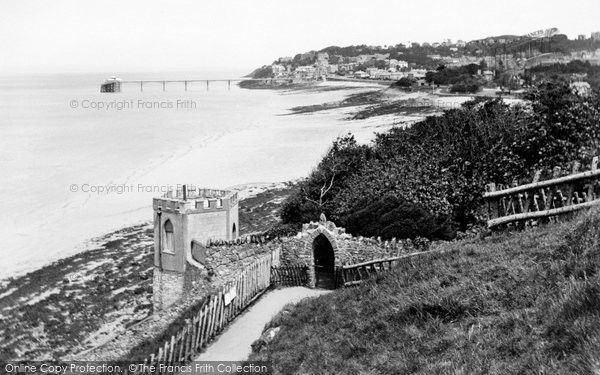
[
  {"x1": 140, "y1": 81, "x2": 143, "y2": 92},
  {"x1": 185, "y1": 81, "x2": 188, "y2": 91},
  {"x1": 206, "y1": 81, "x2": 209, "y2": 91},
  {"x1": 228, "y1": 80, "x2": 231, "y2": 90},
  {"x1": 162, "y1": 81, "x2": 166, "y2": 91}
]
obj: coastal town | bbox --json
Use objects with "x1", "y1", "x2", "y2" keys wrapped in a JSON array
[
  {"x1": 254, "y1": 28, "x2": 600, "y2": 93},
  {"x1": 4, "y1": 0, "x2": 600, "y2": 371}
]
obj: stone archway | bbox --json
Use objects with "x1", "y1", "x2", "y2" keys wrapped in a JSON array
[
  {"x1": 303, "y1": 226, "x2": 340, "y2": 288},
  {"x1": 312, "y1": 233, "x2": 335, "y2": 289}
]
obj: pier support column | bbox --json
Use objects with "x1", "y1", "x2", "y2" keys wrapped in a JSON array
[
  {"x1": 162, "y1": 81, "x2": 166, "y2": 91},
  {"x1": 228, "y1": 80, "x2": 231, "y2": 90},
  {"x1": 206, "y1": 81, "x2": 209, "y2": 91},
  {"x1": 140, "y1": 82, "x2": 143, "y2": 92},
  {"x1": 184, "y1": 81, "x2": 188, "y2": 91}
]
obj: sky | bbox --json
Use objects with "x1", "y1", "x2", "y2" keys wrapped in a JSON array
[{"x1": 1, "y1": 0, "x2": 599, "y2": 75}]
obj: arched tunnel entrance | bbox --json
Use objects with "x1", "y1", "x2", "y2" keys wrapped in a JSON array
[{"x1": 313, "y1": 233, "x2": 335, "y2": 289}]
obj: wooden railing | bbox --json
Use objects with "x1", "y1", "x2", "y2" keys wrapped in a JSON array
[
  {"x1": 484, "y1": 157, "x2": 600, "y2": 229},
  {"x1": 118, "y1": 247, "x2": 456, "y2": 369},
  {"x1": 136, "y1": 254, "x2": 275, "y2": 372},
  {"x1": 271, "y1": 265, "x2": 309, "y2": 287},
  {"x1": 340, "y1": 249, "x2": 451, "y2": 287}
]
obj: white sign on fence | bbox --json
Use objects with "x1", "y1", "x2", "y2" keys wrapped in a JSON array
[{"x1": 224, "y1": 286, "x2": 237, "y2": 306}]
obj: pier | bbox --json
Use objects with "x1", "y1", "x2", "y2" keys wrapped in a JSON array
[{"x1": 100, "y1": 78, "x2": 293, "y2": 92}]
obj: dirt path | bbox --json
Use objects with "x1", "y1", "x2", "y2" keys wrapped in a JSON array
[{"x1": 194, "y1": 287, "x2": 330, "y2": 362}]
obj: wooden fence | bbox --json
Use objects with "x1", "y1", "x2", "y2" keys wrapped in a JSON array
[
  {"x1": 340, "y1": 249, "x2": 451, "y2": 287},
  {"x1": 483, "y1": 157, "x2": 600, "y2": 229},
  {"x1": 134, "y1": 253, "x2": 275, "y2": 372},
  {"x1": 271, "y1": 265, "x2": 309, "y2": 287},
  {"x1": 120, "y1": 247, "x2": 455, "y2": 371}
]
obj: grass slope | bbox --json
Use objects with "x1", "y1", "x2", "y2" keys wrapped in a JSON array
[{"x1": 250, "y1": 211, "x2": 600, "y2": 374}]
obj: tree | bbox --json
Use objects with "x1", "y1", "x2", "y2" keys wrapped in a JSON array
[{"x1": 394, "y1": 77, "x2": 414, "y2": 87}]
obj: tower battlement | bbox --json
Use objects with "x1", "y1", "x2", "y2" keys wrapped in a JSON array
[{"x1": 153, "y1": 186, "x2": 238, "y2": 214}]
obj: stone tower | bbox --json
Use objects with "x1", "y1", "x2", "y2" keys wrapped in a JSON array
[{"x1": 152, "y1": 186, "x2": 239, "y2": 309}]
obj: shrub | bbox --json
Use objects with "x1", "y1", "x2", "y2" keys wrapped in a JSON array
[
  {"x1": 342, "y1": 196, "x2": 456, "y2": 240},
  {"x1": 280, "y1": 78, "x2": 600, "y2": 239},
  {"x1": 393, "y1": 77, "x2": 414, "y2": 87}
]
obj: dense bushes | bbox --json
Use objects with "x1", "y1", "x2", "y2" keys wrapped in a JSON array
[
  {"x1": 248, "y1": 65, "x2": 273, "y2": 78},
  {"x1": 279, "y1": 78, "x2": 600, "y2": 240},
  {"x1": 526, "y1": 60, "x2": 600, "y2": 89},
  {"x1": 343, "y1": 196, "x2": 456, "y2": 240},
  {"x1": 392, "y1": 77, "x2": 414, "y2": 87},
  {"x1": 425, "y1": 63, "x2": 486, "y2": 93}
]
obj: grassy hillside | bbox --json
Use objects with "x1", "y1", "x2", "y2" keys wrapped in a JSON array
[{"x1": 249, "y1": 211, "x2": 600, "y2": 374}]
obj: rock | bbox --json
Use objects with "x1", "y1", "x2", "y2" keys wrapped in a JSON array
[{"x1": 251, "y1": 326, "x2": 281, "y2": 353}]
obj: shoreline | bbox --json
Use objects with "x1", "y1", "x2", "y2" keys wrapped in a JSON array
[
  {"x1": 0, "y1": 182, "x2": 296, "y2": 360},
  {"x1": 1, "y1": 79, "x2": 464, "y2": 360},
  {"x1": 240, "y1": 79, "x2": 479, "y2": 122}
]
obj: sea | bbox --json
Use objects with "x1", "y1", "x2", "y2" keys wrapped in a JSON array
[{"x1": 0, "y1": 71, "x2": 393, "y2": 280}]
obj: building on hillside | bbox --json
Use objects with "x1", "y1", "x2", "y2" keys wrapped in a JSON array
[
  {"x1": 379, "y1": 71, "x2": 391, "y2": 80},
  {"x1": 410, "y1": 69, "x2": 428, "y2": 78},
  {"x1": 482, "y1": 70, "x2": 495, "y2": 81},
  {"x1": 366, "y1": 68, "x2": 386, "y2": 79},
  {"x1": 389, "y1": 72, "x2": 407, "y2": 80},
  {"x1": 317, "y1": 52, "x2": 329, "y2": 63},
  {"x1": 354, "y1": 71, "x2": 369, "y2": 79},
  {"x1": 271, "y1": 64, "x2": 286, "y2": 77},
  {"x1": 456, "y1": 40, "x2": 466, "y2": 47},
  {"x1": 356, "y1": 55, "x2": 373, "y2": 64},
  {"x1": 578, "y1": 34, "x2": 587, "y2": 41},
  {"x1": 396, "y1": 60, "x2": 409, "y2": 69},
  {"x1": 152, "y1": 187, "x2": 239, "y2": 309},
  {"x1": 338, "y1": 63, "x2": 357, "y2": 72},
  {"x1": 295, "y1": 66, "x2": 317, "y2": 79},
  {"x1": 570, "y1": 81, "x2": 592, "y2": 96},
  {"x1": 278, "y1": 56, "x2": 293, "y2": 63},
  {"x1": 388, "y1": 59, "x2": 408, "y2": 70}
]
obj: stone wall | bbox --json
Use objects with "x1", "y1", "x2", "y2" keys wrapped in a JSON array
[
  {"x1": 278, "y1": 221, "x2": 429, "y2": 266},
  {"x1": 275, "y1": 217, "x2": 430, "y2": 287},
  {"x1": 74, "y1": 249, "x2": 277, "y2": 361},
  {"x1": 77, "y1": 217, "x2": 432, "y2": 360},
  {"x1": 184, "y1": 240, "x2": 280, "y2": 291},
  {"x1": 153, "y1": 269, "x2": 185, "y2": 310}
]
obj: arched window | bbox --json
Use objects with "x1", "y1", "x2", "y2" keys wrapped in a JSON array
[{"x1": 164, "y1": 220, "x2": 174, "y2": 253}]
